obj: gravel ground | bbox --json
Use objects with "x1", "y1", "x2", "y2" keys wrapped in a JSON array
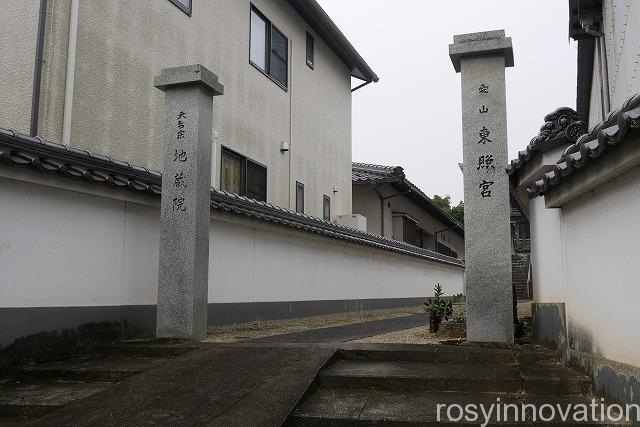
[
  {"x1": 352, "y1": 301, "x2": 534, "y2": 345},
  {"x1": 205, "y1": 306, "x2": 424, "y2": 343},
  {"x1": 348, "y1": 325, "x2": 446, "y2": 344}
]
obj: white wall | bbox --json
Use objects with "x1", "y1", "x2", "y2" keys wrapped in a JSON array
[
  {"x1": 0, "y1": 176, "x2": 464, "y2": 312},
  {"x1": 529, "y1": 196, "x2": 565, "y2": 303},
  {"x1": 560, "y1": 165, "x2": 640, "y2": 368}
]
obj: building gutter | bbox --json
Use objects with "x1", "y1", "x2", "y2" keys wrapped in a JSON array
[
  {"x1": 62, "y1": 0, "x2": 80, "y2": 145},
  {"x1": 29, "y1": 0, "x2": 48, "y2": 137}
]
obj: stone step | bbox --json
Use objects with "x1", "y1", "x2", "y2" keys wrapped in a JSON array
[
  {"x1": 338, "y1": 343, "x2": 518, "y2": 364},
  {"x1": 0, "y1": 382, "x2": 109, "y2": 418},
  {"x1": 3, "y1": 355, "x2": 168, "y2": 383},
  {"x1": 287, "y1": 388, "x2": 631, "y2": 426},
  {"x1": 318, "y1": 360, "x2": 592, "y2": 395},
  {"x1": 91, "y1": 338, "x2": 197, "y2": 358}
]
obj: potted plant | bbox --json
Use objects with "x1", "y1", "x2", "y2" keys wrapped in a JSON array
[{"x1": 424, "y1": 283, "x2": 462, "y2": 333}]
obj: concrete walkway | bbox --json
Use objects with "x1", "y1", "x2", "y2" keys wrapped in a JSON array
[
  {"x1": 248, "y1": 313, "x2": 427, "y2": 343},
  {"x1": 26, "y1": 345, "x2": 333, "y2": 427}
]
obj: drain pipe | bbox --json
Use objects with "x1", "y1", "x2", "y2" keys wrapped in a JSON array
[
  {"x1": 62, "y1": 0, "x2": 80, "y2": 145},
  {"x1": 434, "y1": 227, "x2": 449, "y2": 252},
  {"x1": 29, "y1": 0, "x2": 48, "y2": 136},
  {"x1": 374, "y1": 186, "x2": 410, "y2": 237},
  {"x1": 583, "y1": 24, "x2": 610, "y2": 119}
]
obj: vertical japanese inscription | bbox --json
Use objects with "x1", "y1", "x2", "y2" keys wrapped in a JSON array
[
  {"x1": 173, "y1": 111, "x2": 188, "y2": 212},
  {"x1": 476, "y1": 84, "x2": 495, "y2": 198}
]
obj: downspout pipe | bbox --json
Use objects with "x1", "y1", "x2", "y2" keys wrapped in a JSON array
[
  {"x1": 62, "y1": 0, "x2": 80, "y2": 145},
  {"x1": 374, "y1": 185, "x2": 410, "y2": 237},
  {"x1": 582, "y1": 24, "x2": 610, "y2": 119},
  {"x1": 434, "y1": 227, "x2": 449, "y2": 252},
  {"x1": 30, "y1": 0, "x2": 48, "y2": 136}
]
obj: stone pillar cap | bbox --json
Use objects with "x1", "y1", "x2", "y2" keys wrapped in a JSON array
[
  {"x1": 449, "y1": 30, "x2": 514, "y2": 73},
  {"x1": 154, "y1": 64, "x2": 224, "y2": 95}
]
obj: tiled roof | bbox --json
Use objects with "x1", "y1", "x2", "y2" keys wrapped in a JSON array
[
  {"x1": 351, "y1": 162, "x2": 405, "y2": 183},
  {"x1": 528, "y1": 93, "x2": 640, "y2": 198},
  {"x1": 0, "y1": 128, "x2": 463, "y2": 268},
  {"x1": 352, "y1": 162, "x2": 464, "y2": 235},
  {"x1": 506, "y1": 107, "x2": 587, "y2": 176}
]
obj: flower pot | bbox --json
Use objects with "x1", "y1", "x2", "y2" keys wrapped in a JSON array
[{"x1": 429, "y1": 314, "x2": 441, "y2": 333}]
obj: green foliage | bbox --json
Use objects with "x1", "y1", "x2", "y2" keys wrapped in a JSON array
[
  {"x1": 449, "y1": 201, "x2": 464, "y2": 224},
  {"x1": 432, "y1": 194, "x2": 464, "y2": 224},
  {"x1": 423, "y1": 283, "x2": 463, "y2": 320},
  {"x1": 432, "y1": 194, "x2": 451, "y2": 211}
]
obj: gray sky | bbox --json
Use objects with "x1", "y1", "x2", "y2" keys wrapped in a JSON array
[{"x1": 317, "y1": 0, "x2": 577, "y2": 203}]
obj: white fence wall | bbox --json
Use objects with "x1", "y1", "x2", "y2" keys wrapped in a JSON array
[
  {"x1": 0, "y1": 175, "x2": 464, "y2": 345},
  {"x1": 560, "y1": 166, "x2": 640, "y2": 369}
]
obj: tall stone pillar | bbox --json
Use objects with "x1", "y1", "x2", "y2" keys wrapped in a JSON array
[
  {"x1": 449, "y1": 31, "x2": 514, "y2": 344},
  {"x1": 154, "y1": 64, "x2": 224, "y2": 340}
]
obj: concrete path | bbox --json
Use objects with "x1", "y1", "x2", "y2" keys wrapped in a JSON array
[
  {"x1": 27, "y1": 345, "x2": 334, "y2": 427},
  {"x1": 248, "y1": 313, "x2": 427, "y2": 343}
]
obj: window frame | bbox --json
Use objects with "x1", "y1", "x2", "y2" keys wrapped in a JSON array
[
  {"x1": 306, "y1": 32, "x2": 314, "y2": 69},
  {"x1": 323, "y1": 195, "x2": 330, "y2": 221},
  {"x1": 249, "y1": 5, "x2": 289, "y2": 91},
  {"x1": 295, "y1": 181, "x2": 305, "y2": 214},
  {"x1": 168, "y1": 0, "x2": 192, "y2": 16},
  {"x1": 220, "y1": 146, "x2": 267, "y2": 202}
]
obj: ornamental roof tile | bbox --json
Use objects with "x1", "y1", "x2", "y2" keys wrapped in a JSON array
[{"x1": 528, "y1": 93, "x2": 640, "y2": 198}]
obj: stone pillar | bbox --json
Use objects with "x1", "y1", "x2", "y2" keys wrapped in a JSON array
[
  {"x1": 154, "y1": 64, "x2": 223, "y2": 340},
  {"x1": 449, "y1": 31, "x2": 514, "y2": 344}
]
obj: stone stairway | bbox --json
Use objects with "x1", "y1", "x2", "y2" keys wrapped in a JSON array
[
  {"x1": 0, "y1": 340, "x2": 196, "y2": 426},
  {"x1": 512, "y1": 253, "x2": 531, "y2": 301},
  {"x1": 286, "y1": 344, "x2": 629, "y2": 426}
]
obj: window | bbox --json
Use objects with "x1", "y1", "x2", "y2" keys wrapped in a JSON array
[
  {"x1": 169, "y1": 0, "x2": 191, "y2": 15},
  {"x1": 296, "y1": 182, "x2": 304, "y2": 214},
  {"x1": 323, "y1": 195, "x2": 330, "y2": 221},
  {"x1": 220, "y1": 148, "x2": 267, "y2": 202},
  {"x1": 306, "y1": 32, "x2": 314, "y2": 68},
  {"x1": 249, "y1": 6, "x2": 289, "y2": 89}
]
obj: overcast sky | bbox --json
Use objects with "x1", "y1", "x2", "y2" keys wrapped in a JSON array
[{"x1": 317, "y1": 0, "x2": 577, "y2": 203}]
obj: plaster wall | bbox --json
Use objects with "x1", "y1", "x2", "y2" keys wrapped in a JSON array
[
  {"x1": 0, "y1": 176, "x2": 464, "y2": 345},
  {"x1": 1, "y1": 0, "x2": 353, "y2": 219},
  {"x1": 560, "y1": 165, "x2": 640, "y2": 368},
  {"x1": 529, "y1": 196, "x2": 565, "y2": 303},
  {"x1": 0, "y1": 0, "x2": 40, "y2": 133}
]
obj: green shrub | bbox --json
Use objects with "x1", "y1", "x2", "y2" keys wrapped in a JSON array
[{"x1": 423, "y1": 283, "x2": 463, "y2": 320}]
